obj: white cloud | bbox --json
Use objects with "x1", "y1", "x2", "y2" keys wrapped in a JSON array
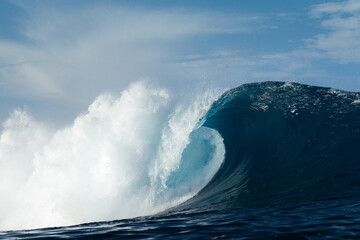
[
  {"x1": 309, "y1": 0, "x2": 360, "y2": 64},
  {"x1": 309, "y1": 0, "x2": 360, "y2": 17},
  {"x1": 0, "y1": 7, "x2": 192, "y2": 103}
]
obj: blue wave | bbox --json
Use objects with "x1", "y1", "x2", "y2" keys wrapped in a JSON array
[
  {"x1": 3, "y1": 81, "x2": 360, "y2": 239},
  {"x1": 177, "y1": 81, "x2": 360, "y2": 211}
]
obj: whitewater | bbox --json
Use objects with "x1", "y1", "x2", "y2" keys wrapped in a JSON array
[{"x1": 0, "y1": 81, "x2": 225, "y2": 230}]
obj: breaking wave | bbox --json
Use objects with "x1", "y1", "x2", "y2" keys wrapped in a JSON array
[
  {"x1": 2, "y1": 81, "x2": 360, "y2": 232},
  {"x1": 0, "y1": 81, "x2": 224, "y2": 230}
]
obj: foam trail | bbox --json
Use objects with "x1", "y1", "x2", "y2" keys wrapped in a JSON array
[{"x1": 0, "y1": 81, "x2": 224, "y2": 230}]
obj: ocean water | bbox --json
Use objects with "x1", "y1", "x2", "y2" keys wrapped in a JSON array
[{"x1": 1, "y1": 81, "x2": 360, "y2": 239}]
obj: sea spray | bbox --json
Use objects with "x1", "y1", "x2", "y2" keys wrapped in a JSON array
[{"x1": 0, "y1": 81, "x2": 225, "y2": 230}]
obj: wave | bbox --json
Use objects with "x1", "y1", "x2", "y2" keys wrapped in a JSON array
[
  {"x1": 1, "y1": 81, "x2": 360, "y2": 231},
  {"x1": 0, "y1": 81, "x2": 224, "y2": 230},
  {"x1": 177, "y1": 81, "x2": 360, "y2": 211}
]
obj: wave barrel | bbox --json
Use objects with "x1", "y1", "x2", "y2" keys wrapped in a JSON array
[{"x1": 179, "y1": 82, "x2": 360, "y2": 210}]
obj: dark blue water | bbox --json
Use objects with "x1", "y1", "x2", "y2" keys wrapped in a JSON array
[{"x1": 2, "y1": 82, "x2": 360, "y2": 239}]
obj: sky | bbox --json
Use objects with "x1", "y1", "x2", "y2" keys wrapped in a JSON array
[{"x1": 1, "y1": 0, "x2": 360, "y2": 125}]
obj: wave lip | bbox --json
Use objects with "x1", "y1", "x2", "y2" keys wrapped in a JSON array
[{"x1": 178, "y1": 81, "x2": 360, "y2": 211}]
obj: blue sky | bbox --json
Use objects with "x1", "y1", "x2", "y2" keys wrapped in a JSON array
[{"x1": 1, "y1": 0, "x2": 360, "y2": 124}]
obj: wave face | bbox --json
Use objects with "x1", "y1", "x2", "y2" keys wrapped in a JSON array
[{"x1": 178, "y1": 81, "x2": 360, "y2": 211}]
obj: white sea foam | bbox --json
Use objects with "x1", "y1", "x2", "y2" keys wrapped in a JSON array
[
  {"x1": 0, "y1": 81, "x2": 225, "y2": 230},
  {"x1": 352, "y1": 99, "x2": 360, "y2": 104}
]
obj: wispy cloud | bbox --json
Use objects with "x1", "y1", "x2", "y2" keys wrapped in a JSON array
[
  {"x1": 309, "y1": 0, "x2": 360, "y2": 64},
  {"x1": 309, "y1": 0, "x2": 360, "y2": 17},
  {"x1": 0, "y1": 3, "x2": 258, "y2": 112}
]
